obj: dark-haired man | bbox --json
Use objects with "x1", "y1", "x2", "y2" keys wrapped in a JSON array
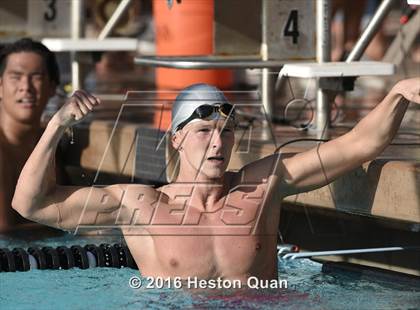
[{"x1": 0, "y1": 38, "x2": 61, "y2": 232}]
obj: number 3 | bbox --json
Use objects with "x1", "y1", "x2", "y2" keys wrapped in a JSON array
[
  {"x1": 283, "y1": 10, "x2": 299, "y2": 44},
  {"x1": 44, "y1": 0, "x2": 57, "y2": 22}
]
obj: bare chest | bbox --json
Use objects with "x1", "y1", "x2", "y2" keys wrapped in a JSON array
[{"x1": 124, "y1": 185, "x2": 280, "y2": 278}]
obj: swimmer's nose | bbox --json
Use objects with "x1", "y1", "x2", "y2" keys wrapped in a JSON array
[
  {"x1": 210, "y1": 128, "x2": 223, "y2": 149},
  {"x1": 18, "y1": 75, "x2": 33, "y2": 92}
]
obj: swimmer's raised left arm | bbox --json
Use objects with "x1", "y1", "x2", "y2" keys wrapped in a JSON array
[{"x1": 239, "y1": 78, "x2": 419, "y2": 198}]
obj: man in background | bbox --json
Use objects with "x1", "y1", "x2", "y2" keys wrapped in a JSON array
[{"x1": 0, "y1": 38, "x2": 63, "y2": 233}]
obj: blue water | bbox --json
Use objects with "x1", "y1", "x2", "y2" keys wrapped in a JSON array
[{"x1": 1, "y1": 234, "x2": 419, "y2": 310}]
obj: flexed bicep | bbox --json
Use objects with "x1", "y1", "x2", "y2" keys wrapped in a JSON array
[
  {"x1": 31, "y1": 184, "x2": 158, "y2": 232},
  {"x1": 27, "y1": 185, "x2": 125, "y2": 232}
]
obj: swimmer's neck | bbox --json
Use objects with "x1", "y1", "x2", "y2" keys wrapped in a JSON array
[
  {"x1": 174, "y1": 172, "x2": 229, "y2": 210},
  {"x1": 0, "y1": 112, "x2": 42, "y2": 145}
]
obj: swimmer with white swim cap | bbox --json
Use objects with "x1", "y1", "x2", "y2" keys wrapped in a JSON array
[
  {"x1": 171, "y1": 83, "x2": 235, "y2": 134},
  {"x1": 169, "y1": 83, "x2": 237, "y2": 181},
  {"x1": 12, "y1": 78, "x2": 420, "y2": 282}
]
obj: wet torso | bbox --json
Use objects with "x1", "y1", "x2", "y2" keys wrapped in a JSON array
[{"x1": 123, "y1": 171, "x2": 282, "y2": 281}]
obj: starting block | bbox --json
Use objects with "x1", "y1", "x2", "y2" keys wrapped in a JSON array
[
  {"x1": 278, "y1": 61, "x2": 395, "y2": 78},
  {"x1": 41, "y1": 38, "x2": 154, "y2": 53},
  {"x1": 278, "y1": 61, "x2": 395, "y2": 91}
]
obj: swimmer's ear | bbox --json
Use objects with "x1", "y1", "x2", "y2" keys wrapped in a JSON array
[{"x1": 171, "y1": 130, "x2": 184, "y2": 151}]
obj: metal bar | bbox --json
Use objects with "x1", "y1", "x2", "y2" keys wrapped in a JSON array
[
  {"x1": 261, "y1": 69, "x2": 279, "y2": 120},
  {"x1": 71, "y1": 0, "x2": 83, "y2": 39},
  {"x1": 316, "y1": 0, "x2": 331, "y2": 63},
  {"x1": 261, "y1": 0, "x2": 269, "y2": 62},
  {"x1": 346, "y1": 0, "x2": 395, "y2": 62},
  {"x1": 134, "y1": 56, "x2": 285, "y2": 69},
  {"x1": 71, "y1": 0, "x2": 84, "y2": 91},
  {"x1": 315, "y1": 0, "x2": 331, "y2": 137},
  {"x1": 281, "y1": 246, "x2": 418, "y2": 260},
  {"x1": 98, "y1": 0, "x2": 133, "y2": 40},
  {"x1": 260, "y1": 0, "x2": 275, "y2": 123}
]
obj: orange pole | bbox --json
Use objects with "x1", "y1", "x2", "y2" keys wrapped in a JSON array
[{"x1": 153, "y1": 0, "x2": 233, "y2": 90}]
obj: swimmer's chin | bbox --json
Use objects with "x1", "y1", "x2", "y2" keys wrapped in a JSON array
[{"x1": 197, "y1": 170, "x2": 226, "y2": 182}]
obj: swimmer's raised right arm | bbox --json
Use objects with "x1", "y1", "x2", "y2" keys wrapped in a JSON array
[{"x1": 12, "y1": 90, "x2": 156, "y2": 231}]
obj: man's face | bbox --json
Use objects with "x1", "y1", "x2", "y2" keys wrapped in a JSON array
[
  {"x1": 174, "y1": 118, "x2": 235, "y2": 180},
  {"x1": 0, "y1": 52, "x2": 55, "y2": 124}
]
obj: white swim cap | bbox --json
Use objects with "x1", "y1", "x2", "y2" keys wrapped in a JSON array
[{"x1": 171, "y1": 83, "x2": 232, "y2": 134}]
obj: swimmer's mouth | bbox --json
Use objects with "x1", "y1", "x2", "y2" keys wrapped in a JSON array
[
  {"x1": 207, "y1": 156, "x2": 224, "y2": 163},
  {"x1": 17, "y1": 98, "x2": 36, "y2": 107}
]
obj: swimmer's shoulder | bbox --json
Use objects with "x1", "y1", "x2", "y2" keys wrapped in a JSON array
[
  {"x1": 100, "y1": 183, "x2": 161, "y2": 202},
  {"x1": 227, "y1": 154, "x2": 298, "y2": 197},
  {"x1": 231, "y1": 154, "x2": 288, "y2": 183},
  {"x1": 122, "y1": 183, "x2": 161, "y2": 197},
  {"x1": 111, "y1": 184, "x2": 167, "y2": 215},
  {"x1": 155, "y1": 183, "x2": 179, "y2": 201}
]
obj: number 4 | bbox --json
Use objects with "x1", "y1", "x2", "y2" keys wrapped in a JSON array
[{"x1": 283, "y1": 10, "x2": 299, "y2": 44}]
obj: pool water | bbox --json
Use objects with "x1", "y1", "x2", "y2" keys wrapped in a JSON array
[{"x1": 1, "y1": 235, "x2": 419, "y2": 309}]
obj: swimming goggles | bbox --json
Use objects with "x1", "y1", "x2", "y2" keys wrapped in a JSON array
[{"x1": 176, "y1": 103, "x2": 235, "y2": 131}]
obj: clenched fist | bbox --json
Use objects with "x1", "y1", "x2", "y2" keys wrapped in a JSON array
[
  {"x1": 393, "y1": 78, "x2": 420, "y2": 104},
  {"x1": 52, "y1": 90, "x2": 100, "y2": 127}
]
